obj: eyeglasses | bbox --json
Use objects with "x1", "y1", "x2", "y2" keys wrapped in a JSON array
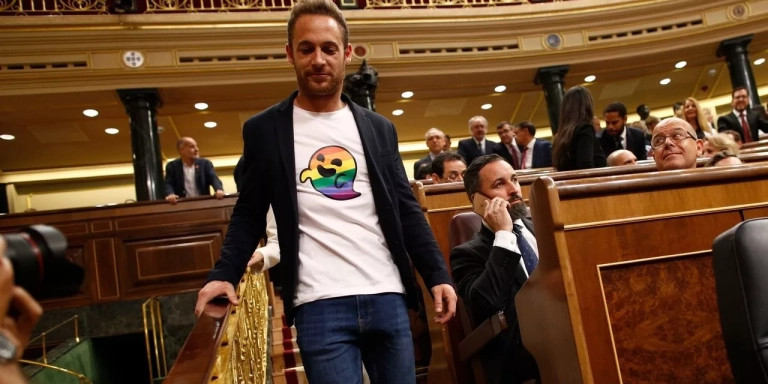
[{"x1": 651, "y1": 130, "x2": 696, "y2": 149}]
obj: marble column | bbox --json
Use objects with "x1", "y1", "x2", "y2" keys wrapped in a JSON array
[
  {"x1": 717, "y1": 35, "x2": 761, "y2": 109},
  {"x1": 534, "y1": 65, "x2": 569, "y2": 135},
  {"x1": 117, "y1": 89, "x2": 164, "y2": 201}
]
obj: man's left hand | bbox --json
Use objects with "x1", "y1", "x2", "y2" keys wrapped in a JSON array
[
  {"x1": 215, "y1": 190, "x2": 225, "y2": 199},
  {"x1": 431, "y1": 283, "x2": 457, "y2": 324}
]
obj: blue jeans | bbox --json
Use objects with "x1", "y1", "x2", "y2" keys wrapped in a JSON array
[{"x1": 293, "y1": 293, "x2": 416, "y2": 384}]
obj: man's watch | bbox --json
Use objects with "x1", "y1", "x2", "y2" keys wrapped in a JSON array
[{"x1": 0, "y1": 332, "x2": 18, "y2": 363}]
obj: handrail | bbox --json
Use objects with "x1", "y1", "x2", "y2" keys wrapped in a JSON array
[
  {"x1": 142, "y1": 297, "x2": 168, "y2": 382},
  {"x1": 19, "y1": 359, "x2": 94, "y2": 384},
  {"x1": 27, "y1": 315, "x2": 79, "y2": 364}
]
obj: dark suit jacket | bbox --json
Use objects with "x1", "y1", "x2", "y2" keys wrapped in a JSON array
[
  {"x1": 450, "y1": 220, "x2": 540, "y2": 384},
  {"x1": 458, "y1": 137, "x2": 497, "y2": 166},
  {"x1": 413, "y1": 153, "x2": 434, "y2": 179},
  {"x1": 207, "y1": 92, "x2": 452, "y2": 324},
  {"x1": 530, "y1": 139, "x2": 553, "y2": 168},
  {"x1": 599, "y1": 126, "x2": 648, "y2": 161},
  {"x1": 163, "y1": 157, "x2": 223, "y2": 198},
  {"x1": 492, "y1": 142, "x2": 519, "y2": 169},
  {"x1": 717, "y1": 110, "x2": 768, "y2": 142}
]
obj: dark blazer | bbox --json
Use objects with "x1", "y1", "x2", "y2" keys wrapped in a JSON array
[
  {"x1": 450, "y1": 220, "x2": 539, "y2": 384},
  {"x1": 163, "y1": 157, "x2": 223, "y2": 198},
  {"x1": 492, "y1": 142, "x2": 519, "y2": 169},
  {"x1": 717, "y1": 110, "x2": 768, "y2": 142},
  {"x1": 599, "y1": 126, "x2": 648, "y2": 161},
  {"x1": 530, "y1": 139, "x2": 553, "y2": 168},
  {"x1": 557, "y1": 123, "x2": 607, "y2": 171},
  {"x1": 207, "y1": 92, "x2": 452, "y2": 324},
  {"x1": 458, "y1": 137, "x2": 497, "y2": 166},
  {"x1": 413, "y1": 153, "x2": 434, "y2": 179}
]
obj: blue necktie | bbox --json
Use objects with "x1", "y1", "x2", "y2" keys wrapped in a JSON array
[{"x1": 513, "y1": 224, "x2": 538, "y2": 275}]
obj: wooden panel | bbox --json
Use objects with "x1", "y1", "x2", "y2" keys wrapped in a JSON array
[
  {"x1": 115, "y1": 208, "x2": 228, "y2": 230},
  {"x1": 426, "y1": 208, "x2": 471, "y2": 268},
  {"x1": 90, "y1": 220, "x2": 113, "y2": 233},
  {"x1": 120, "y1": 233, "x2": 221, "y2": 297},
  {"x1": 742, "y1": 206, "x2": 768, "y2": 220},
  {"x1": 92, "y1": 238, "x2": 119, "y2": 301},
  {"x1": 599, "y1": 253, "x2": 731, "y2": 383}
]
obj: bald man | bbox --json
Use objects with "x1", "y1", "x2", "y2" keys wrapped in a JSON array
[
  {"x1": 164, "y1": 137, "x2": 225, "y2": 204},
  {"x1": 650, "y1": 118, "x2": 703, "y2": 171},
  {"x1": 606, "y1": 149, "x2": 637, "y2": 167}
]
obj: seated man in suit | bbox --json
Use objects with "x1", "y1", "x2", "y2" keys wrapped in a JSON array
[
  {"x1": 450, "y1": 154, "x2": 540, "y2": 384},
  {"x1": 513, "y1": 120, "x2": 552, "y2": 169},
  {"x1": 458, "y1": 115, "x2": 496, "y2": 166},
  {"x1": 716, "y1": 86, "x2": 768, "y2": 143},
  {"x1": 600, "y1": 102, "x2": 648, "y2": 161},
  {"x1": 430, "y1": 151, "x2": 466, "y2": 184},
  {"x1": 412, "y1": 127, "x2": 446, "y2": 179},
  {"x1": 650, "y1": 117, "x2": 704, "y2": 171},
  {"x1": 492, "y1": 121, "x2": 521, "y2": 169},
  {"x1": 606, "y1": 149, "x2": 637, "y2": 167},
  {"x1": 164, "y1": 137, "x2": 225, "y2": 204}
]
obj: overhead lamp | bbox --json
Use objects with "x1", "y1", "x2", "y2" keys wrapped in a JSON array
[
  {"x1": 584, "y1": 75, "x2": 596, "y2": 83},
  {"x1": 401, "y1": 91, "x2": 414, "y2": 99},
  {"x1": 392, "y1": 109, "x2": 404, "y2": 116},
  {"x1": 105, "y1": 128, "x2": 119, "y2": 135},
  {"x1": 675, "y1": 61, "x2": 687, "y2": 69},
  {"x1": 481, "y1": 103, "x2": 493, "y2": 110},
  {"x1": 194, "y1": 102, "x2": 209, "y2": 110},
  {"x1": 659, "y1": 78, "x2": 671, "y2": 85},
  {"x1": 83, "y1": 109, "x2": 99, "y2": 117},
  {"x1": 204, "y1": 121, "x2": 218, "y2": 128},
  {"x1": 0, "y1": 134, "x2": 15, "y2": 140},
  {"x1": 755, "y1": 58, "x2": 766, "y2": 66},
  {"x1": 494, "y1": 85, "x2": 507, "y2": 93}
]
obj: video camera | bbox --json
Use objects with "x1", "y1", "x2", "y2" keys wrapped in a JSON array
[{"x1": 2, "y1": 225, "x2": 85, "y2": 299}]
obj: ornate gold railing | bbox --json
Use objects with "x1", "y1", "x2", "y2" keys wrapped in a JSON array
[
  {"x1": 142, "y1": 297, "x2": 168, "y2": 383},
  {"x1": 164, "y1": 270, "x2": 270, "y2": 384},
  {"x1": 1, "y1": 0, "x2": 564, "y2": 15}
]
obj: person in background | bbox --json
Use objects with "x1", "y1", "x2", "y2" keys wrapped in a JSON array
[
  {"x1": 552, "y1": 86, "x2": 607, "y2": 171},
  {"x1": 413, "y1": 128, "x2": 446, "y2": 179},
  {"x1": 673, "y1": 101, "x2": 684, "y2": 119},
  {"x1": 430, "y1": 151, "x2": 466, "y2": 184},
  {"x1": 683, "y1": 97, "x2": 713, "y2": 139},
  {"x1": 717, "y1": 86, "x2": 768, "y2": 143},
  {"x1": 702, "y1": 134, "x2": 740, "y2": 158},
  {"x1": 650, "y1": 117, "x2": 703, "y2": 171},
  {"x1": 194, "y1": 2, "x2": 456, "y2": 383},
  {"x1": 492, "y1": 121, "x2": 520, "y2": 169},
  {"x1": 513, "y1": 120, "x2": 552, "y2": 169},
  {"x1": 600, "y1": 102, "x2": 648, "y2": 161},
  {"x1": 704, "y1": 151, "x2": 743, "y2": 167},
  {"x1": 606, "y1": 149, "x2": 638, "y2": 167},
  {"x1": 458, "y1": 116, "x2": 496, "y2": 166},
  {"x1": 0, "y1": 237, "x2": 44, "y2": 384},
  {"x1": 721, "y1": 129, "x2": 743, "y2": 148},
  {"x1": 164, "y1": 137, "x2": 225, "y2": 204},
  {"x1": 443, "y1": 134, "x2": 452, "y2": 152}
]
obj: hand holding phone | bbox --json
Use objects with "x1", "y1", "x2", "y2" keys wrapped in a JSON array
[{"x1": 473, "y1": 192, "x2": 513, "y2": 232}]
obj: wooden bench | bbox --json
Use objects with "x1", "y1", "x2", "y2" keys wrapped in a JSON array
[{"x1": 516, "y1": 162, "x2": 768, "y2": 383}]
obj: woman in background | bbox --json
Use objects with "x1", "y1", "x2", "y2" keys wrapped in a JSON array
[
  {"x1": 552, "y1": 86, "x2": 607, "y2": 171},
  {"x1": 683, "y1": 97, "x2": 713, "y2": 139}
]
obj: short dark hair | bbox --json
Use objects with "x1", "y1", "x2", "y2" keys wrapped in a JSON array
[
  {"x1": 463, "y1": 154, "x2": 503, "y2": 200},
  {"x1": 722, "y1": 129, "x2": 743, "y2": 143},
  {"x1": 604, "y1": 102, "x2": 627, "y2": 118},
  {"x1": 288, "y1": 0, "x2": 349, "y2": 48},
  {"x1": 732, "y1": 86, "x2": 749, "y2": 97},
  {"x1": 517, "y1": 120, "x2": 536, "y2": 136},
  {"x1": 673, "y1": 101, "x2": 684, "y2": 112},
  {"x1": 496, "y1": 121, "x2": 510, "y2": 130},
  {"x1": 705, "y1": 150, "x2": 739, "y2": 167},
  {"x1": 431, "y1": 151, "x2": 465, "y2": 179}
]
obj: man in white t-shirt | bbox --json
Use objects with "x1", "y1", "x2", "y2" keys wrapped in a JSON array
[{"x1": 194, "y1": 1, "x2": 456, "y2": 383}]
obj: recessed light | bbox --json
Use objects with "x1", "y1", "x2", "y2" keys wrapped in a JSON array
[
  {"x1": 194, "y1": 102, "x2": 209, "y2": 110},
  {"x1": 105, "y1": 128, "x2": 119, "y2": 135},
  {"x1": 660, "y1": 78, "x2": 671, "y2": 85},
  {"x1": 392, "y1": 109, "x2": 404, "y2": 116},
  {"x1": 755, "y1": 58, "x2": 766, "y2": 66},
  {"x1": 494, "y1": 85, "x2": 507, "y2": 93},
  {"x1": 584, "y1": 75, "x2": 596, "y2": 83},
  {"x1": 481, "y1": 103, "x2": 493, "y2": 110},
  {"x1": 675, "y1": 61, "x2": 687, "y2": 69},
  {"x1": 0, "y1": 134, "x2": 15, "y2": 140},
  {"x1": 708, "y1": 68, "x2": 718, "y2": 76},
  {"x1": 401, "y1": 91, "x2": 414, "y2": 99},
  {"x1": 204, "y1": 121, "x2": 217, "y2": 128},
  {"x1": 83, "y1": 109, "x2": 99, "y2": 117}
]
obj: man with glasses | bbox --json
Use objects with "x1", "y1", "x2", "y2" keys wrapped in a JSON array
[
  {"x1": 650, "y1": 117, "x2": 703, "y2": 171},
  {"x1": 716, "y1": 86, "x2": 768, "y2": 143},
  {"x1": 430, "y1": 151, "x2": 466, "y2": 184}
]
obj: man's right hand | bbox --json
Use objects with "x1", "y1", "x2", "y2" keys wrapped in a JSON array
[
  {"x1": 247, "y1": 251, "x2": 265, "y2": 272},
  {"x1": 483, "y1": 197, "x2": 513, "y2": 233},
  {"x1": 194, "y1": 280, "x2": 238, "y2": 317},
  {"x1": 165, "y1": 194, "x2": 179, "y2": 204}
]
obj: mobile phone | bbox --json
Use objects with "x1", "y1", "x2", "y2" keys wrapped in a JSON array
[{"x1": 472, "y1": 192, "x2": 491, "y2": 217}]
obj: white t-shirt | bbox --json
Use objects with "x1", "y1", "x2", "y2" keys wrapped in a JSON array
[
  {"x1": 292, "y1": 104, "x2": 404, "y2": 307},
  {"x1": 183, "y1": 162, "x2": 199, "y2": 197}
]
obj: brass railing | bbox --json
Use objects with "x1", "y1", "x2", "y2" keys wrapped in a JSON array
[
  {"x1": 26, "y1": 315, "x2": 80, "y2": 364},
  {"x1": 142, "y1": 297, "x2": 168, "y2": 383},
  {"x1": 1, "y1": 0, "x2": 564, "y2": 15}
]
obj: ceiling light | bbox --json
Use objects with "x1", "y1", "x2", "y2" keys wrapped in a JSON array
[
  {"x1": 401, "y1": 91, "x2": 413, "y2": 99},
  {"x1": 83, "y1": 109, "x2": 99, "y2": 117},
  {"x1": 204, "y1": 121, "x2": 218, "y2": 128},
  {"x1": 494, "y1": 85, "x2": 507, "y2": 93},
  {"x1": 0, "y1": 134, "x2": 15, "y2": 140},
  {"x1": 660, "y1": 78, "x2": 671, "y2": 85},
  {"x1": 675, "y1": 61, "x2": 687, "y2": 69},
  {"x1": 194, "y1": 102, "x2": 209, "y2": 110},
  {"x1": 392, "y1": 109, "x2": 404, "y2": 116},
  {"x1": 481, "y1": 103, "x2": 493, "y2": 110},
  {"x1": 105, "y1": 128, "x2": 119, "y2": 135},
  {"x1": 708, "y1": 68, "x2": 718, "y2": 76},
  {"x1": 755, "y1": 58, "x2": 766, "y2": 66},
  {"x1": 584, "y1": 75, "x2": 596, "y2": 83}
]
